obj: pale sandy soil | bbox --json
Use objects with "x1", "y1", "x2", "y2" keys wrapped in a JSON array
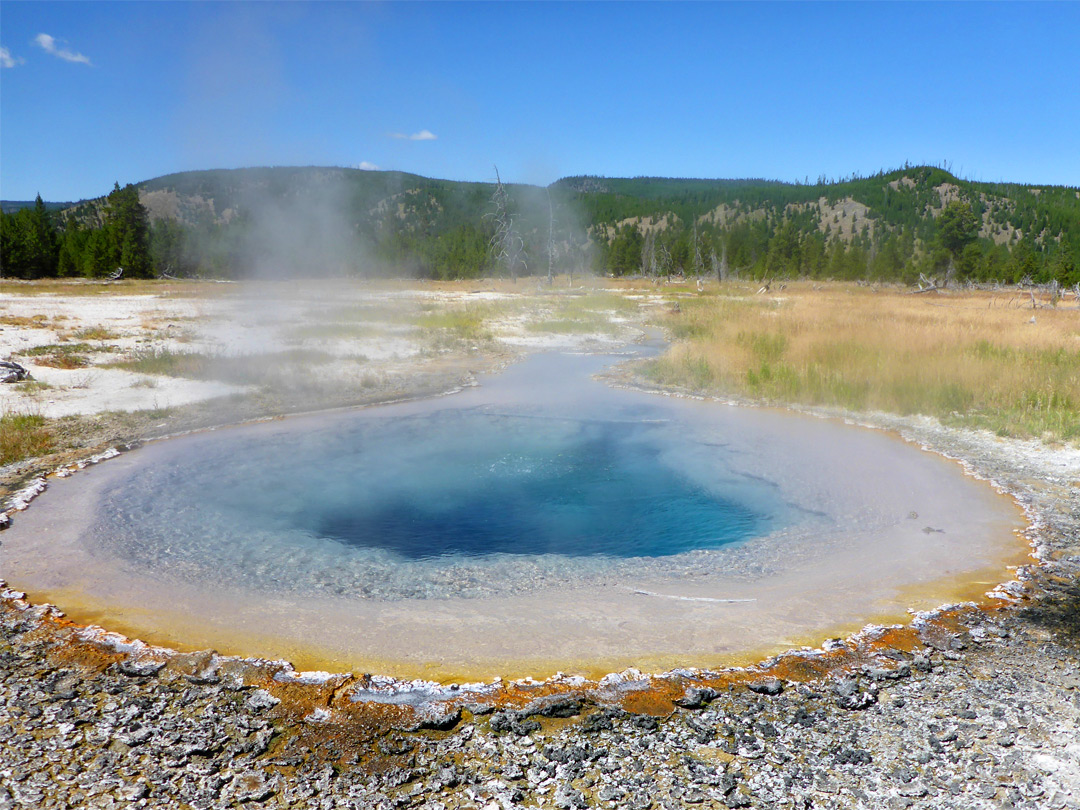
[{"x1": 0, "y1": 289, "x2": 248, "y2": 417}]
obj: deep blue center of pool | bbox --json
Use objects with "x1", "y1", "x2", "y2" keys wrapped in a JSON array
[{"x1": 305, "y1": 422, "x2": 761, "y2": 559}]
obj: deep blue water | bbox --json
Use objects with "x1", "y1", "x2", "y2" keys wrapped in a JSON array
[{"x1": 302, "y1": 416, "x2": 763, "y2": 559}]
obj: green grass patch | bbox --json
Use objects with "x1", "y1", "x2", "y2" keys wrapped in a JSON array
[
  {"x1": 21, "y1": 342, "x2": 117, "y2": 369},
  {"x1": 523, "y1": 292, "x2": 634, "y2": 335},
  {"x1": 736, "y1": 331, "x2": 789, "y2": 363},
  {"x1": 526, "y1": 316, "x2": 620, "y2": 335},
  {"x1": 71, "y1": 325, "x2": 119, "y2": 341},
  {"x1": 13, "y1": 380, "x2": 53, "y2": 393},
  {"x1": 23, "y1": 342, "x2": 100, "y2": 357},
  {"x1": 559, "y1": 291, "x2": 640, "y2": 315},
  {"x1": 0, "y1": 413, "x2": 55, "y2": 465},
  {"x1": 416, "y1": 308, "x2": 492, "y2": 341},
  {"x1": 638, "y1": 285, "x2": 1080, "y2": 443},
  {"x1": 640, "y1": 354, "x2": 720, "y2": 391},
  {"x1": 108, "y1": 348, "x2": 212, "y2": 378}
]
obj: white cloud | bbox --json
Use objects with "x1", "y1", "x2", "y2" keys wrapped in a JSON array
[
  {"x1": 35, "y1": 33, "x2": 92, "y2": 65},
  {"x1": 388, "y1": 129, "x2": 438, "y2": 142},
  {"x1": 356, "y1": 161, "x2": 380, "y2": 171},
  {"x1": 1, "y1": 46, "x2": 24, "y2": 68}
]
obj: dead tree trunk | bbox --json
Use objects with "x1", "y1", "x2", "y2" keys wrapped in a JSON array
[{"x1": 487, "y1": 166, "x2": 525, "y2": 282}]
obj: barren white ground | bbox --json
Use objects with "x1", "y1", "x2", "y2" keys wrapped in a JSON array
[{"x1": 0, "y1": 281, "x2": 645, "y2": 419}]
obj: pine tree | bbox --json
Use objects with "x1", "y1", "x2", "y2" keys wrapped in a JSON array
[
  {"x1": 0, "y1": 196, "x2": 60, "y2": 278},
  {"x1": 103, "y1": 183, "x2": 152, "y2": 277},
  {"x1": 24, "y1": 196, "x2": 60, "y2": 277}
]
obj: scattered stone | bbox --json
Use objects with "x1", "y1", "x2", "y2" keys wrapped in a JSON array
[
  {"x1": 675, "y1": 686, "x2": 719, "y2": 709},
  {"x1": 553, "y1": 784, "x2": 587, "y2": 809},
  {"x1": 410, "y1": 705, "x2": 462, "y2": 732},
  {"x1": 520, "y1": 695, "x2": 587, "y2": 718},
  {"x1": 245, "y1": 689, "x2": 280, "y2": 712},
  {"x1": 116, "y1": 782, "x2": 149, "y2": 801},
  {"x1": 488, "y1": 710, "x2": 540, "y2": 736},
  {"x1": 631, "y1": 714, "x2": 660, "y2": 731},
  {"x1": 834, "y1": 747, "x2": 873, "y2": 765},
  {"x1": 748, "y1": 677, "x2": 784, "y2": 696},
  {"x1": 229, "y1": 770, "x2": 277, "y2": 803},
  {"x1": 116, "y1": 657, "x2": 166, "y2": 678},
  {"x1": 833, "y1": 679, "x2": 878, "y2": 710}
]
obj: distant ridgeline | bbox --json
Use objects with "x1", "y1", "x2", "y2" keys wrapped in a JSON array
[
  {"x1": 1, "y1": 200, "x2": 75, "y2": 215},
  {"x1": 1, "y1": 165, "x2": 1077, "y2": 285}
]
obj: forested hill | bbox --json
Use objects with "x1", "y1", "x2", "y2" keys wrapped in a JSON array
[
  {"x1": 2, "y1": 165, "x2": 1078, "y2": 285},
  {"x1": 557, "y1": 168, "x2": 1079, "y2": 283}
]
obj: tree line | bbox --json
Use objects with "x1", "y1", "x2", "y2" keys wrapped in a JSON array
[
  {"x1": 596, "y1": 200, "x2": 1078, "y2": 286},
  {"x1": 1, "y1": 184, "x2": 153, "y2": 279},
  {"x1": 2, "y1": 167, "x2": 1077, "y2": 286}
]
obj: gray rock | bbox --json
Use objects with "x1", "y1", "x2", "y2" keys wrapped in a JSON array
[
  {"x1": 554, "y1": 784, "x2": 587, "y2": 809},
  {"x1": 435, "y1": 766, "x2": 459, "y2": 788},
  {"x1": 488, "y1": 710, "x2": 540, "y2": 736},
  {"x1": 833, "y1": 679, "x2": 877, "y2": 710},
  {"x1": 228, "y1": 771, "x2": 277, "y2": 803},
  {"x1": 409, "y1": 705, "x2": 462, "y2": 732},
  {"x1": 0, "y1": 361, "x2": 29, "y2": 384},
  {"x1": 748, "y1": 677, "x2": 784, "y2": 696},
  {"x1": 115, "y1": 782, "x2": 148, "y2": 801},
  {"x1": 521, "y1": 695, "x2": 587, "y2": 718},
  {"x1": 675, "y1": 686, "x2": 719, "y2": 709},
  {"x1": 116, "y1": 658, "x2": 165, "y2": 678},
  {"x1": 244, "y1": 689, "x2": 279, "y2": 712}
]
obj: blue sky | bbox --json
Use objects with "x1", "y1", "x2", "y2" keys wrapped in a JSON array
[{"x1": 2, "y1": 1, "x2": 1078, "y2": 201}]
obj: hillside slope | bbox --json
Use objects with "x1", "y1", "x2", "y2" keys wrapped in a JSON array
[{"x1": 4, "y1": 166, "x2": 1078, "y2": 283}]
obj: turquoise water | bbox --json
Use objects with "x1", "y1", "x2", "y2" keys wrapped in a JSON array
[
  {"x1": 89, "y1": 352, "x2": 802, "y2": 601},
  {"x1": 297, "y1": 413, "x2": 765, "y2": 559}
]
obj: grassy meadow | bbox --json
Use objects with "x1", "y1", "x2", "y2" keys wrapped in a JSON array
[{"x1": 643, "y1": 281, "x2": 1080, "y2": 443}]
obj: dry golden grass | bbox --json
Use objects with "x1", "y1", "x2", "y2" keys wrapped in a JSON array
[
  {"x1": 0, "y1": 278, "x2": 170, "y2": 297},
  {"x1": 0, "y1": 277, "x2": 253, "y2": 301},
  {"x1": 0, "y1": 313, "x2": 54, "y2": 328},
  {"x1": 644, "y1": 281, "x2": 1080, "y2": 442}
]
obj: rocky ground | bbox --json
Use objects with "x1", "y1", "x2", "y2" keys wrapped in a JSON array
[
  {"x1": 2, "y1": 280, "x2": 1079, "y2": 809},
  {"x1": 2, "y1": 590, "x2": 1079, "y2": 810}
]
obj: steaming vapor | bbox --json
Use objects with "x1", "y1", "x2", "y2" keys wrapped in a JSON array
[
  {"x1": 493, "y1": 177, "x2": 596, "y2": 282},
  {"x1": 236, "y1": 170, "x2": 371, "y2": 279}
]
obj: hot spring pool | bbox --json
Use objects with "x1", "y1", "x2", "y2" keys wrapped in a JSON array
[{"x1": 2, "y1": 348, "x2": 1026, "y2": 680}]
